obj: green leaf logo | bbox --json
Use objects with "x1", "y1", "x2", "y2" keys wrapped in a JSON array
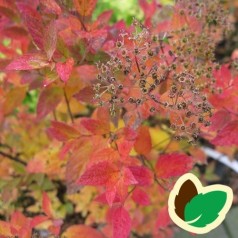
[{"x1": 168, "y1": 173, "x2": 233, "y2": 234}]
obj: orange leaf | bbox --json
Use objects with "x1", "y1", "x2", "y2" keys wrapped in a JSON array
[
  {"x1": 37, "y1": 86, "x2": 63, "y2": 119},
  {"x1": 80, "y1": 118, "x2": 110, "y2": 135},
  {"x1": 62, "y1": 225, "x2": 104, "y2": 238},
  {"x1": 134, "y1": 126, "x2": 152, "y2": 155},
  {"x1": 73, "y1": 0, "x2": 97, "y2": 17},
  {"x1": 65, "y1": 138, "x2": 93, "y2": 193},
  {"x1": 3, "y1": 86, "x2": 27, "y2": 115},
  {"x1": 77, "y1": 161, "x2": 117, "y2": 186},
  {"x1": 0, "y1": 221, "x2": 12, "y2": 236},
  {"x1": 42, "y1": 192, "x2": 54, "y2": 218},
  {"x1": 48, "y1": 121, "x2": 81, "y2": 142}
]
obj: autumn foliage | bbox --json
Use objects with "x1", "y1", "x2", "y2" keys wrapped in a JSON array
[{"x1": 0, "y1": 0, "x2": 236, "y2": 237}]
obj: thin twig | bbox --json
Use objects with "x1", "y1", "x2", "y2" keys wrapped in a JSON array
[
  {"x1": 152, "y1": 137, "x2": 172, "y2": 149},
  {"x1": 53, "y1": 110, "x2": 58, "y2": 121},
  {"x1": 135, "y1": 55, "x2": 141, "y2": 73},
  {"x1": 160, "y1": 136, "x2": 174, "y2": 154},
  {"x1": 63, "y1": 88, "x2": 74, "y2": 124},
  {"x1": 78, "y1": 15, "x2": 88, "y2": 31},
  {"x1": 139, "y1": 155, "x2": 168, "y2": 191},
  {"x1": 123, "y1": 186, "x2": 136, "y2": 205}
]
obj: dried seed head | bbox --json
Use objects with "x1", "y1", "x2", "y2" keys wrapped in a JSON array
[
  {"x1": 116, "y1": 41, "x2": 123, "y2": 48},
  {"x1": 118, "y1": 84, "x2": 123, "y2": 90}
]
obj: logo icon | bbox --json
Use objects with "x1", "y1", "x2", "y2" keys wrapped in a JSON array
[{"x1": 168, "y1": 173, "x2": 233, "y2": 234}]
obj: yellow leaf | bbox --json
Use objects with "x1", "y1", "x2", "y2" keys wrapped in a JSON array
[{"x1": 149, "y1": 127, "x2": 170, "y2": 150}]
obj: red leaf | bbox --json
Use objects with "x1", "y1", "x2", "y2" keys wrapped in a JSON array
[
  {"x1": 132, "y1": 188, "x2": 150, "y2": 206},
  {"x1": 42, "y1": 192, "x2": 54, "y2": 218},
  {"x1": 49, "y1": 224, "x2": 61, "y2": 236},
  {"x1": 73, "y1": 0, "x2": 97, "y2": 17},
  {"x1": 76, "y1": 65, "x2": 97, "y2": 82},
  {"x1": 134, "y1": 126, "x2": 152, "y2": 155},
  {"x1": 213, "y1": 64, "x2": 232, "y2": 88},
  {"x1": 92, "y1": 10, "x2": 113, "y2": 29},
  {"x1": 74, "y1": 86, "x2": 94, "y2": 103},
  {"x1": 104, "y1": 166, "x2": 138, "y2": 206},
  {"x1": 210, "y1": 110, "x2": 231, "y2": 131},
  {"x1": 211, "y1": 120, "x2": 238, "y2": 146},
  {"x1": 17, "y1": 3, "x2": 44, "y2": 49},
  {"x1": 30, "y1": 215, "x2": 48, "y2": 228},
  {"x1": 48, "y1": 121, "x2": 80, "y2": 142},
  {"x1": 56, "y1": 58, "x2": 74, "y2": 83},
  {"x1": 88, "y1": 29, "x2": 108, "y2": 53},
  {"x1": 37, "y1": 86, "x2": 63, "y2": 119},
  {"x1": 139, "y1": 0, "x2": 158, "y2": 26},
  {"x1": 105, "y1": 187, "x2": 117, "y2": 206},
  {"x1": 95, "y1": 192, "x2": 121, "y2": 204},
  {"x1": 116, "y1": 138, "x2": 134, "y2": 157},
  {"x1": 10, "y1": 211, "x2": 32, "y2": 238},
  {"x1": 6, "y1": 54, "x2": 49, "y2": 70},
  {"x1": 44, "y1": 20, "x2": 57, "y2": 60},
  {"x1": 75, "y1": 29, "x2": 108, "y2": 53},
  {"x1": 77, "y1": 161, "x2": 117, "y2": 186},
  {"x1": 122, "y1": 167, "x2": 138, "y2": 185},
  {"x1": 156, "y1": 153, "x2": 193, "y2": 179},
  {"x1": 111, "y1": 206, "x2": 131, "y2": 238},
  {"x1": 62, "y1": 225, "x2": 104, "y2": 238},
  {"x1": 129, "y1": 166, "x2": 153, "y2": 186},
  {"x1": 156, "y1": 206, "x2": 171, "y2": 229},
  {"x1": 80, "y1": 118, "x2": 110, "y2": 135},
  {"x1": 40, "y1": 0, "x2": 62, "y2": 15},
  {"x1": 122, "y1": 127, "x2": 138, "y2": 140}
]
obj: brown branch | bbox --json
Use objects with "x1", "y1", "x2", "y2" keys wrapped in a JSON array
[
  {"x1": 139, "y1": 155, "x2": 168, "y2": 191},
  {"x1": 0, "y1": 151, "x2": 27, "y2": 166},
  {"x1": 0, "y1": 143, "x2": 13, "y2": 152}
]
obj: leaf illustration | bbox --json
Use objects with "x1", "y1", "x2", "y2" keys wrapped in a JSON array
[
  {"x1": 175, "y1": 179, "x2": 198, "y2": 220},
  {"x1": 184, "y1": 191, "x2": 227, "y2": 228}
]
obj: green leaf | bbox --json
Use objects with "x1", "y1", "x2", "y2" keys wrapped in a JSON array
[{"x1": 184, "y1": 191, "x2": 227, "y2": 228}]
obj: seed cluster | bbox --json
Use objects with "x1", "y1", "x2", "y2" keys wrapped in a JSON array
[
  {"x1": 176, "y1": 0, "x2": 230, "y2": 32},
  {"x1": 165, "y1": 71, "x2": 212, "y2": 143},
  {"x1": 94, "y1": 19, "x2": 173, "y2": 116},
  {"x1": 93, "y1": 4, "x2": 229, "y2": 142}
]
